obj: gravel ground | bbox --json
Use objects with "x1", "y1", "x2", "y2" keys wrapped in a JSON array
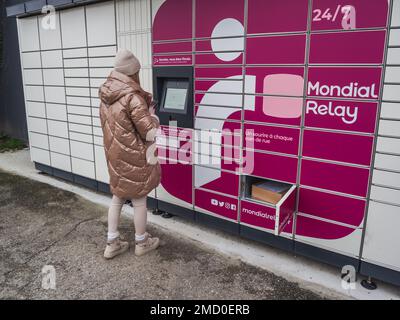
[{"x1": 0, "y1": 170, "x2": 325, "y2": 300}]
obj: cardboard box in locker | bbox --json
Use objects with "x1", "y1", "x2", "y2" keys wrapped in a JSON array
[{"x1": 251, "y1": 180, "x2": 291, "y2": 204}]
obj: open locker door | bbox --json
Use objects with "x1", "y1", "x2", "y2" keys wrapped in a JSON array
[{"x1": 275, "y1": 186, "x2": 297, "y2": 236}]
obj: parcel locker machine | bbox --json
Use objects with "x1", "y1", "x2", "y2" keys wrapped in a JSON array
[{"x1": 11, "y1": 0, "x2": 400, "y2": 288}]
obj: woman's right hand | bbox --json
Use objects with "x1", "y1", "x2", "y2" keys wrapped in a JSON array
[
  {"x1": 149, "y1": 105, "x2": 156, "y2": 115},
  {"x1": 149, "y1": 100, "x2": 157, "y2": 115}
]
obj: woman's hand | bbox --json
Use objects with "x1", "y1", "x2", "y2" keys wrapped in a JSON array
[{"x1": 149, "y1": 100, "x2": 157, "y2": 115}]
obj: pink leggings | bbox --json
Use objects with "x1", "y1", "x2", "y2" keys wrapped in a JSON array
[{"x1": 107, "y1": 195, "x2": 147, "y2": 240}]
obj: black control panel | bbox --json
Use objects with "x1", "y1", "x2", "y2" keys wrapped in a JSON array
[{"x1": 153, "y1": 66, "x2": 193, "y2": 128}]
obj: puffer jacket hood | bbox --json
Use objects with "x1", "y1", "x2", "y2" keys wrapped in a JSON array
[
  {"x1": 99, "y1": 71, "x2": 151, "y2": 106},
  {"x1": 99, "y1": 78, "x2": 130, "y2": 106},
  {"x1": 99, "y1": 70, "x2": 161, "y2": 199}
]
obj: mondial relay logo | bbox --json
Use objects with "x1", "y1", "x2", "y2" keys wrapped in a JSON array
[
  {"x1": 306, "y1": 81, "x2": 379, "y2": 125},
  {"x1": 242, "y1": 207, "x2": 275, "y2": 221}
]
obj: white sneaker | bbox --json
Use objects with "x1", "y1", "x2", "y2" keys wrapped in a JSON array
[
  {"x1": 104, "y1": 238, "x2": 129, "y2": 259},
  {"x1": 135, "y1": 233, "x2": 160, "y2": 256}
]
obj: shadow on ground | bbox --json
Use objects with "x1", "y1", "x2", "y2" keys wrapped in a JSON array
[{"x1": 0, "y1": 170, "x2": 324, "y2": 300}]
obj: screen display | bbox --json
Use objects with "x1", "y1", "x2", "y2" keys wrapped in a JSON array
[{"x1": 163, "y1": 88, "x2": 187, "y2": 111}]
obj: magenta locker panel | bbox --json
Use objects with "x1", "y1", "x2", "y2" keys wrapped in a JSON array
[{"x1": 151, "y1": 0, "x2": 395, "y2": 266}]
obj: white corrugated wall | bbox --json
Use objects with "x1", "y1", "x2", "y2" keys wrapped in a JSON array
[{"x1": 116, "y1": 0, "x2": 153, "y2": 93}]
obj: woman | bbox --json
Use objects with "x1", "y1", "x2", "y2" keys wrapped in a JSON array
[{"x1": 99, "y1": 49, "x2": 161, "y2": 259}]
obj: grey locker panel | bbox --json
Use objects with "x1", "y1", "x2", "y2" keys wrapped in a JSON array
[
  {"x1": 19, "y1": 16, "x2": 40, "y2": 52},
  {"x1": 86, "y1": 2, "x2": 116, "y2": 47},
  {"x1": 60, "y1": 6, "x2": 87, "y2": 48},
  {"x1": 363, "y1": 201, "x2": 400, "y2": 271},
  {"x1": 39, "y1": 12, "x2": 62, "y2": 50}
]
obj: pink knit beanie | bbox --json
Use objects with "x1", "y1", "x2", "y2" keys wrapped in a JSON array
[{"x1": 114, "y1": 49, "x2": 141, "y2": 76}]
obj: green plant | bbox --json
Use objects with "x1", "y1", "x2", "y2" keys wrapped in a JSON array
[{"x1": 0, "y1": 133, "x2": 26, "y2": 152}]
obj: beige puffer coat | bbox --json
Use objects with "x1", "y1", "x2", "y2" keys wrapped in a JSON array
[{"x1": 99, "y1": 71, "x2": 161, "y2": 199}]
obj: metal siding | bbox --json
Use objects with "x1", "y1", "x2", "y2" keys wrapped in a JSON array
[{"x1": 116, "y1": 0, "x2": 152, "y2": 93}]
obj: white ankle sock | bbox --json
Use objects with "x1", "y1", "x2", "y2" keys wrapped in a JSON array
[
  {"x1": 135, "y1": 233, "x2": 146, "y2": 242},
  {"x1": 107, "y1": 231, "x2": 120, "y2": 242}
]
